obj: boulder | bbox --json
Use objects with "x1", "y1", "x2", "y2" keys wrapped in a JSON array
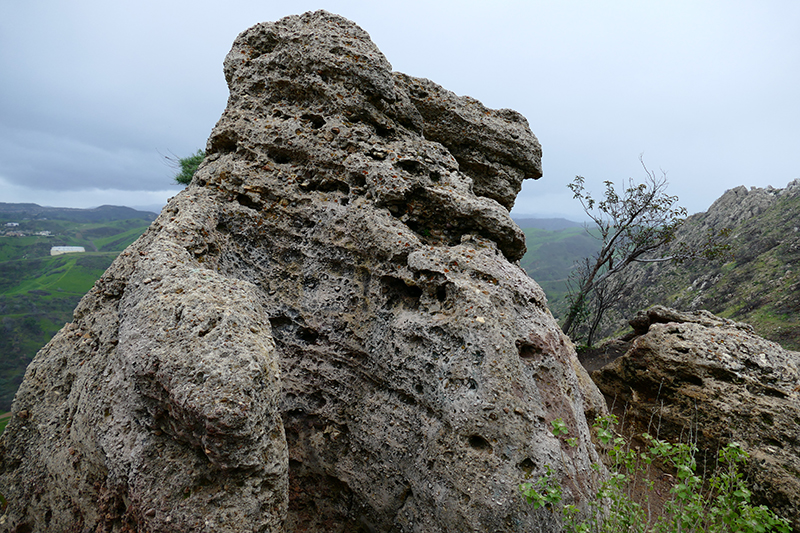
[
  {"x1": 593, "y1": 306, "x2": 800, "y2": 531},
  {"x1": 0, "y1": 207, "x2": 288, "y2": 533},
  {"x1": 0, "y1": 11, "x2": 603, "y2": 532}
]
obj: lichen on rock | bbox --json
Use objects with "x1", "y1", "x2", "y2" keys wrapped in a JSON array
[{"x1": 0, "y1": 10, "x2": 602, "y2": 532}]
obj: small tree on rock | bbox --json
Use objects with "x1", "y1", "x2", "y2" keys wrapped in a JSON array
[
  {"x1": 167, "y1": 149, "x2": 205, "y2": 185},
  {"x1": 561, "y1": 159, "x2": 730, "y2": 345}
]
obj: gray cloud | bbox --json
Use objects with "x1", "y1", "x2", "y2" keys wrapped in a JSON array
[{"x1": 1, "y1": 0, "x2": 798, "y2": 219}]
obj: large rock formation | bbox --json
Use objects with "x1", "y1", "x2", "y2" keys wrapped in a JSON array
[
  {"x1": 0, "y1": 11, "x2": 605, "y2": 533},
  {"x1": 593, "y1": 306, "x2": 800, "y2": 531}
]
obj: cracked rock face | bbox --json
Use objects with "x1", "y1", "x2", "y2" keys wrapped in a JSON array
[
  {"x1": 593, "y1": 306, "x2": 800, "y2": 532},
  {"x1": 0, "y1": 11, "x2": 602, "y2": 532}
]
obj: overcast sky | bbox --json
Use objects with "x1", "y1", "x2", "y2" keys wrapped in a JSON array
[{"x1": 1, "y1": 1, "x2": 798, "y2": 220}]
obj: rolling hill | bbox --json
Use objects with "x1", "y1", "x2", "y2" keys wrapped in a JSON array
[
  {"x1": 514, "y1": 218, "x2": 601, "y2": 319},
  {"x1": 0, "y1": 204, "x2": 156, "y2": 410}
]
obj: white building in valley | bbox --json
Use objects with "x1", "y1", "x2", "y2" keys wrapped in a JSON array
[{"x1": 50, "y1": 246, "x2": 86, "y2": 256}]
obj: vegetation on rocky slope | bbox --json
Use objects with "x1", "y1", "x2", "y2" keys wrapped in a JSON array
[
  {"x1": 606, "y1": 183, "x2": 800, "y2": 349},
  {"x1": 519, "y1": 181, "x2": 800, "y2": 351}
]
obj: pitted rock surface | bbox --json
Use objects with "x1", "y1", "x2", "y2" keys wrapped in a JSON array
[
  {"x1": 0, "y1": 199, "x2": 288, "y2": 533},
  {"x1": 593, "y1": 306, "x2": 800, "y2": 531},
  {"x1": 0, "y1": 11, "x2": 602, "y2": 533}
]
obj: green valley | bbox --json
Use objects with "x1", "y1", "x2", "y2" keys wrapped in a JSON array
[
  {"x1": 0, "y1": 204, "x2": 156, "y2": 410},
  {"x1": 515, "y1": 219, "x2": 600, "y2": 320}
]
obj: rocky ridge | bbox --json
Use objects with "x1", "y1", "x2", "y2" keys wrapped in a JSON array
[
  {"x1": 593, "y1": 306, "x2": 800, "y2": 531},
  {"x1": 600, "y1": 180, "x2": 800, "y2": 349},
  {"x1": 0, "y1": 11, "x2": 604, "y2": 533}
]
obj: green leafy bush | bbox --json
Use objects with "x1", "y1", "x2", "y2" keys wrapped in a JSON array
[
  {"x1": 173, "y1": 149, "x2": 205, "y2": 185},
  {"x1": 519, "y1": 416, "x2": 791, "y2": 532}
]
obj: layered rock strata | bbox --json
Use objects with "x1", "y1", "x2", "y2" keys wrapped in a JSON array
[
  {"x1": 0, "y1": 11, "x2": 604, "y2": 532},
  {"x1": 593, "y1": 306, "x2": 800, "y2": 531}
]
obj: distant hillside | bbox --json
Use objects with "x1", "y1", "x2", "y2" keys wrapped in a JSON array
[
  {"x1": 0, "y1": 205, "x2": 154, "y2": 410},
  {"x1": 599, "y1": 179, "x2": 800, "y2": 350},
  {"x1": 0, "y1": 203, "x2": 157, "y2": 223},
  {"x1": 512, "y1": 216, "x2": 583, "y2": 231},
  {"x1": 518, "y1": 225, "x2": 601, "y2": 317}
]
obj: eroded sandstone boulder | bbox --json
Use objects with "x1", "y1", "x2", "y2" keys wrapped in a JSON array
[
  {"x1": 593, "y1": 306, "x2": 800, "y2": 531},
  {"x1": 0, "y1": 11, "x2": 602, "y2": 532},
  {"x1": 0, "y1": 202, "x2": 288, "y2": 533}
]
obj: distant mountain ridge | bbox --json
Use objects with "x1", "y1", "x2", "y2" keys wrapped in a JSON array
[
  {"x1": 0, "y1": 203, "x2": 157, "y2": 222},
  {"x1": 600, "y1": 179, "x2": 800, "y2": 350},
  {"x1": 518, "y1": 226, "x2": 601, "y2": 312},
  {"x1": 512, "y1": 216, "x2": 583, "y2": 231}
]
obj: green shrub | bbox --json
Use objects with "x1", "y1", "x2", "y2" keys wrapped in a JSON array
[
  {"x1": 519, "y1": 416, "x2": 791, "y2": 532},
  {"x1": 173, "y1": 149, "x2": 205, "y2": 185}
]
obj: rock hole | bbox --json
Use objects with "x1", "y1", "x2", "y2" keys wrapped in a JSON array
[
  {"x1": 677, "y1": 372, "x2": 703, "y2": 387},
  {"x1": 350, "y1": 172, "x2": 367, "y2": 189},
  {"x1": 311, "y1": 179, "x2": 350, "y2": 194},
  {"x1": 395, "y1": 159, "x2": 423, "y2": 174},
  {"x1": 467, "y1": 435, "x2": 492, "y2": 453},
  {"x1": 209, "y1": 130, "x2": 238, "y2": 154},
  {"x1": 518, "y1": 458, "x2": 536, "y2": 476},
  {"x1": 381, "y1": 276, "x2": 422, "y2": 309},
  {"x1": 405, "y1": 219, "x2": 437, "y2": 243},
  {"x1": 436, "y1": 284, "x2": 448, "y2": 302},
  {"x1": 708, "y1": 367, "x2": 738, "y2": 383},
  {"x1": 249, "y1": 80, "x2": 266, "y2": 95},
  {"x1": 399, "y1": 485, "x2": 413, "y2": 505},
  {"x1": 248, "y1": 32, "x2": 280, "y2": 56},
  {"x1": 430, "y1": 170, "x2": 441, "y2": 183},
  {"x1": 236, "y1": 194, "x2": 260, "y2": 210},
  {"x1": 760, "y1": 386, "x2": 788, "y2": 399},
  {"x1": 300, "y1": 113, "x2": 326, "y2": 129},
  {"x1": 298, "y1": 327, "x2": 319, "y2": 344},
  {"x1": 415, "y1": 383, "x2": 424, "y2": 394},
  {"x1": 269, "y1": 315, "x2": 292, "y2": 331},
  {"x1": 14, "y1": 523, "x2": 32, "y2": 533},
  {"x1": 270, "y1": 151, "x2": 292, "y2": 165},
  {"x1": 516, "y1": 340, "x2": 543, "y2": 361},
  {"x1": 394, "y1": 389, "x2": 418, "y2": 406},
  {"x1": 374, "y1": 123, "x2": 394, "y2": 137}
]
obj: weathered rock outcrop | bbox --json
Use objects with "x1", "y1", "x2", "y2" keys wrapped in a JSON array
[
  {"x1": 0, "y1": 11, "x2": 603, "y2": 532},
  {"x1": 593, "y1": 306, "x2": 800, "y2": 531}
]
